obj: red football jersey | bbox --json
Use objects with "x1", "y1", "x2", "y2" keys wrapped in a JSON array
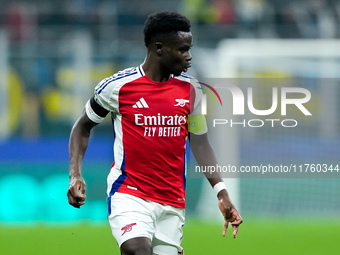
[{"x1": 85, "y1": 66, "x2": 206, "y2": 210}]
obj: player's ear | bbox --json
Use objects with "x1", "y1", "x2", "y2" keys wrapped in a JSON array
[{"x1": 155, "y1": 42, "x2": 163, "y2": 55}]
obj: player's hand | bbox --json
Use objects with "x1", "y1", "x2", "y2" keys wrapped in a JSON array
[
  {"x1": 67, "y1": 176, "x2": 86, "y2": 208},
  {"x1": 218, "y1": 196, "x2": 243, "y2": 238}
]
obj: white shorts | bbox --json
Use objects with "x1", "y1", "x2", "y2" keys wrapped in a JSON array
[{"x1": 108, "y1": 192, "x2": 185, "y2": 255}]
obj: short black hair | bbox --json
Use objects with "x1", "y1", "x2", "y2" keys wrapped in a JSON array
[{"x1": 143, "y1": 11, "x2": 191, "y2": 47}]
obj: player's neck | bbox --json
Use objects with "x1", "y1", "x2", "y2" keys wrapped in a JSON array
[{"x1": 142, "y1": 57, "x2": 171, "y2": 83}]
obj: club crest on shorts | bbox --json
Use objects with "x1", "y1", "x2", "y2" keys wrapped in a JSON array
[{"x1": 121, "y1": 223, "x2": 137, "y2": 236}]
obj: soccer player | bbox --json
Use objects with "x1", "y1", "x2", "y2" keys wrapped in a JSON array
[{"x1": 67, "y1": 11, "x2": 242, "y2": 255}]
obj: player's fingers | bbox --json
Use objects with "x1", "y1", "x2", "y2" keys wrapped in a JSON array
[
  {"x1": 80, "y1": 185, "x2": 86, "y2": 195},
  {"x1": 67, "y1": 183, "x2": 86, "y2": 208},
  {"x1": 69, "y1": 181, "x2": 86, "y2": 199},
  {"x1": 222, "y1": 221, "x2": 228, "y2": 237},
  {"x1": 76, "y1": 200, "x2": 85, "y2": 207},
  {"x1": 232, "y1": 224, "x2": 239, "y2": 238},
  {"x1": 68, "y1": 183, "x2": 78, "y2": 197},
  {"x1": 67, "y1": 189, "x2": 80, "y2": 208},
  {"x1": 75, "y1": 187, "x2": 86, "y2": 200},
  {"x1": 79, "y1": 188, "x2": 86, "y2": 201},
  {"x1": 73, "y1": 190, "x2": 86, "y2": 205},
  {"x1": 227, "y1": 208, "x2": 242, "y2": 222},
  {"x1": 231, "y1": 212, "x2": 243, "y2": 225},
  {"x1": 68, "y1": 196, "x2": 84, "y2": 208},
  {"x1": 231, "y1": 214, "x2": 243, "y2": 238}
]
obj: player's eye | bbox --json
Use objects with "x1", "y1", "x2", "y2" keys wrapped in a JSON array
[{"x1": 180, "y1": 48, "x2": 189, "y2": 53}]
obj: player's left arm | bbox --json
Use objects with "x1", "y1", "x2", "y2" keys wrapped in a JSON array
[{"x1": 189, "y1": 132, "x2": 243, "y2": 238}]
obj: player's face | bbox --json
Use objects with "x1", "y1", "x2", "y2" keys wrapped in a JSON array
[{"x1": 160, "y1": 31, "x2": 193, "y2": 76}]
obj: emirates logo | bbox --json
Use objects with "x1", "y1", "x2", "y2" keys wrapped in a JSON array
[{"x1": 121, "y1": 223, "x2": 137, "y2": 236}]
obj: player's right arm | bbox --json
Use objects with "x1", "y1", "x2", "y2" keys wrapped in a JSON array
[
  {"x1": 67, "y1": 73, "x2": 119, "y2": 208},
  {"x1": 67, "y1": 110, "x2": 98, "y2": 208},
  {"x1": 67, "y1": 72, "x2": 115, "y2": 208}
]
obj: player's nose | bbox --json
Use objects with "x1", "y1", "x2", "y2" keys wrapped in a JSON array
[{"x1": 185, "y1": 51, "x2": 192, "y2": 62}]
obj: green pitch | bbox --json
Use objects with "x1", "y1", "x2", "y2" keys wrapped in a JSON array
[{"x1": 1, "y1": 217, "x2": 339, "y2": 255}]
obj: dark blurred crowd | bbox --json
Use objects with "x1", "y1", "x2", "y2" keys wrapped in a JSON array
[
  {"x1": 1, "y1": 0, "x2": 340, "y2": 43},
  {"x1": 1, "y1": 0, "x2": 339, "y2": 137}
]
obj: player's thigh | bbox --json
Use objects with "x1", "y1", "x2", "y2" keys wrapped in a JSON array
[
  {"x1": 108, "y1": 193, "x2": 155, "y2": 248},
  {"x1": 152, "y1": 205, "x2": 185, "y2": 255},
  {"x1": 120, "y1": 237, "x2": 153, "y2": 255}
]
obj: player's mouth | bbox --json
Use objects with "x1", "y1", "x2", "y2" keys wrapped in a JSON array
[{"x1": 183, "y1": 64, "x2": 191, "y2": 73}]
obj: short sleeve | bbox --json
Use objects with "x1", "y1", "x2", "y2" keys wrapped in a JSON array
[
  {"x1": 189, "y1": 79, "x2": 207, "y2": 135},
  {"x1": 93, "y1": 76, "x2": 119, "y2": 113}
]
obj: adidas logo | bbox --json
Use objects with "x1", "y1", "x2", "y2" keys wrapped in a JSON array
[{"x1": 132, "y1": 97, "x2": 149, "y2": 108}]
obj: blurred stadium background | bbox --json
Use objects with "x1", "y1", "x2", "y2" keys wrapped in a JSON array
[{"x1": 1, "y1": 0, "x2": 340, "y2": 254}]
